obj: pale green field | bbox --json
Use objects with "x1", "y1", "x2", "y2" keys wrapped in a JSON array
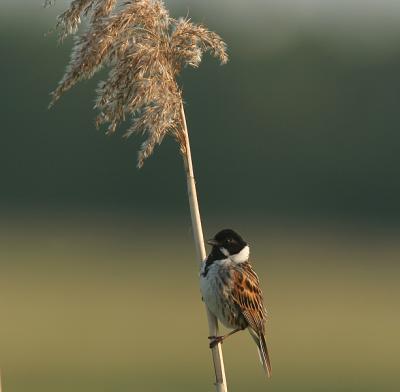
[{"x1": 1, "y1": 214, "x2": 399, "y2": 392}]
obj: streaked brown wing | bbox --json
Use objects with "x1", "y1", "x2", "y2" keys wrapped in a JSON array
[{"x1": 229, "y1": 262, "x2": 267, "y2": 334}]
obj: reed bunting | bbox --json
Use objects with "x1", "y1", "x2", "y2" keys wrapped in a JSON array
[{"x1": 200, "y1": 229, "x2": 271, "y2": 377}]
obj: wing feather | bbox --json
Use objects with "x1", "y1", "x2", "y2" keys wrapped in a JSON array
[
  {"x1": 230, "y1": 262, "x2": 271, "y2": 376},
  {"x1": 229, "y1": 262, "x2": 267, "y2": 333}
]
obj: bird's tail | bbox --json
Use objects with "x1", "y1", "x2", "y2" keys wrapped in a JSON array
[
  {"x1": 258, "y1": 332, "x2": 272, "y2": 377},
  {"x1": 251, "y1": 330, "x2": 272, "y2": 378}
]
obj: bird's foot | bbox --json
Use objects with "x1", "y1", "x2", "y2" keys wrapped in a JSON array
[{"x1": 208, "y1": 335, "x2": 224, "y2": 349}]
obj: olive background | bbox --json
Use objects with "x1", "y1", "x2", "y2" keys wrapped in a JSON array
[{"x1": 0, "y1": 1, "x2": 399, "y2": 391}]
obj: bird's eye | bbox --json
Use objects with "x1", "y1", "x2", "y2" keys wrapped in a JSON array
[{"x1": 227, "y1": 238, "x2": 233, "y2": 243}]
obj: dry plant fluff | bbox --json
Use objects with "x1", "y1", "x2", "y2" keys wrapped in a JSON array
[{"x1": 47, "y1": 0, "x2": 227, "y2": 167}]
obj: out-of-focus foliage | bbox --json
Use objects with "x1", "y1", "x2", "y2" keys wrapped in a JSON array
[
  {"x1": 1, "y1": 216, "x2": 399, "y2": 392},
  {"x1": 1, "y1": 3, "x2": 400, "y2": 220}
]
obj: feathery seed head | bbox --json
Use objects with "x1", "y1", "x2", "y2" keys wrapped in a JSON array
[{"x1": 47, "y1": 0, "x2": 228, "y2": 167}]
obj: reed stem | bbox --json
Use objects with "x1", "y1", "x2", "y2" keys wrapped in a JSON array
[{"x1": 180, "y1": 102, "x2": 228, "y2": 392}]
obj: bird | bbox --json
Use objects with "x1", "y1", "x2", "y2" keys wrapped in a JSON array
[{"x1": 200, "y1": 228, "x2": 271, "y2": 377}]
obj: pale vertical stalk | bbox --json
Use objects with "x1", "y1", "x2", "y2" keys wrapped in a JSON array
[{"x1": 180, "y1": 103, "x2": 228, "y2": 392}]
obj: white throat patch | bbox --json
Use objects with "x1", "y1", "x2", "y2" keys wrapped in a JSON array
[
  {"x1": 220, "y1": 245, "x2": 250, "y2": 263},
  {"x1": 230, "y1": 245, "x2": 250, "y2": 263}
]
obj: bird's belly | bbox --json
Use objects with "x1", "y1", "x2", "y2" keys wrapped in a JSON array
[{"x1": 200, "y1": 264, "x2": 240, "y2": 330}]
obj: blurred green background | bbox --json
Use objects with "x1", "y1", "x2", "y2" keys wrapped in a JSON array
[{"x1": 1, "y1": 1, "x2": 400, "y2": 391}]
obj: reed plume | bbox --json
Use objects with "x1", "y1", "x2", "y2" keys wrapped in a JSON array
[
  {"x1": 47, "y1": 0, "x2": 227, "y2": 167},
  {"x1": 47, "y1": 1, "x2": 229, "y2": 391}
]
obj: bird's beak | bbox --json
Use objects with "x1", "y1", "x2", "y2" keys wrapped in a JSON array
[{"x1": 207, "y1": 239, "x2": 220, "y2": 246}]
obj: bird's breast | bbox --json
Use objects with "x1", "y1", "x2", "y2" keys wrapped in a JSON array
[{"x1": 200, "y1": 259, "x2": 241, "y2": 329}]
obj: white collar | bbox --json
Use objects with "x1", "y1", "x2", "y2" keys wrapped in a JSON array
[{"x1": 220, "y1": 245, "x2": 250, "y2": 263}]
